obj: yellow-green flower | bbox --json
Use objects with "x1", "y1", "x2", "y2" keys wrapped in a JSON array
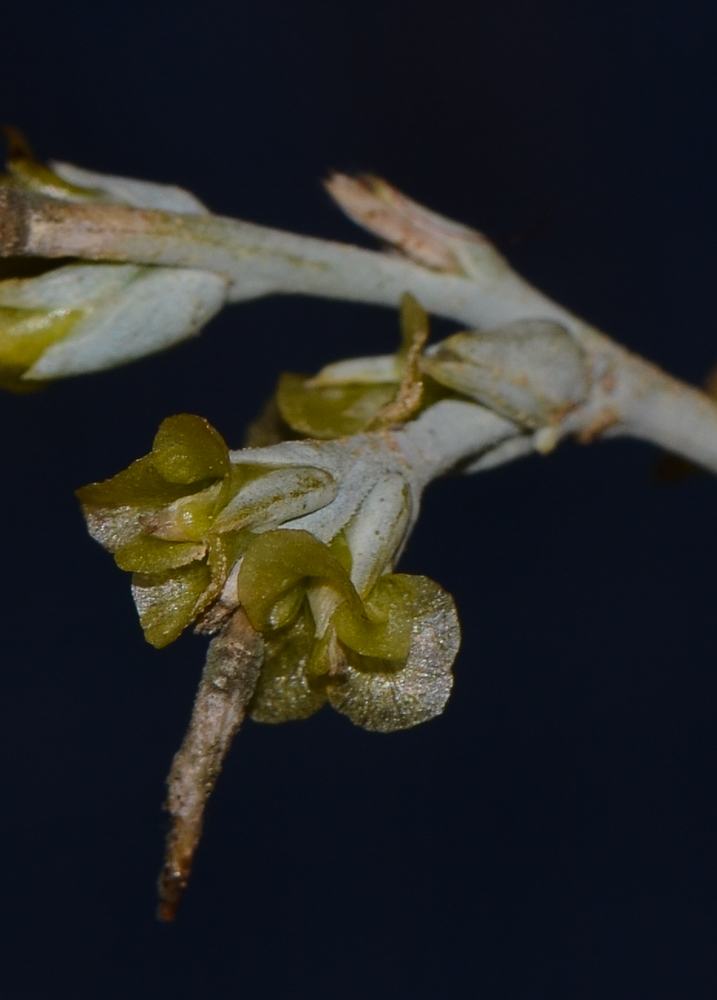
[
  {"x1": 77, "y1": 414, "x2": 336, "y2": 648},
  {"x1": 78, "y1": 409, "x2": 462, "y2": 732},
  {"x1": 239, "y1": 528, "x2": 459, "y2": 732}
]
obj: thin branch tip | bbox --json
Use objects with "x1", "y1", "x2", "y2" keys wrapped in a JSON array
[{"x1": 156, "y1": 609, "x2": 264, "y2": 920}]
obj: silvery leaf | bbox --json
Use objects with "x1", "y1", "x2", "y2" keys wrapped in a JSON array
[
  {"x1": 0, "y1": 263, "x2": 141, "y2": 310},
  {"x1": 51, "y1": 161, "x2": 210, "y2": 214},
  {"x1": 26, "y1": 267, "x2": 228, "y2": 377}
]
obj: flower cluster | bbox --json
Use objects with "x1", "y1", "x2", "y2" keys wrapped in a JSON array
[
  {"x1": 78, "y1": 411, "x2": 460, "y2": 732},
  {"x1": 77, "y1": 292, "x2": 594, "y2": 733}
]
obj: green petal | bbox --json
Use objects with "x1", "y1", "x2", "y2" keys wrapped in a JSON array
[
  {"x1": 77, "y1": 455, "x2": 189, "y2": 510},
  {"x1": 131, "y1": 561, "x2": 214, "y2": 648},
  {"x1": 151, "y1": 414, "x2": 230, "y2": 484},
  {"x1": 328, "y1": 575, "x2": 460, "y2": 732},
  {"x1": 248, "y1": 608, "x2": 328, "y2": 724},
  {"x1": 114, "y1": 535, "x2": 206, "y2": 573},
  {"x1": 76, "y1": 455, "x2": 198, "y2": 552},
  {"x1": 332, "y1": 574, "x2": 413, "y2": 661},
  {"x1": 277, "y1": 372, "x2": 398, "y2": 439},
  {"x1": 237, "y1": 528, "x2": 363, "y2": 633}
]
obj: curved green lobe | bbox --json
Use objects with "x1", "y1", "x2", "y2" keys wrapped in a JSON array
[{"x1": 152, "y1": 414, "x2": 230, "y2": 483}]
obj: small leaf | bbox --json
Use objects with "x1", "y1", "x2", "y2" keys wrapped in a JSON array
[
  {"x1": 0, "y1": 262, "x2": 140, "y2": 310},
  {"x1": 27, "y1": 269, "x2": 228, "y2": 378},
  {"x1": 51, "y1": 160, "x2": 210, "y2": 214}
]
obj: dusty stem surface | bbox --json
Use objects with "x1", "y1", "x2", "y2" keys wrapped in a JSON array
[{"x1": 157, "y1": 609, "x2": 264, "y2": 921}]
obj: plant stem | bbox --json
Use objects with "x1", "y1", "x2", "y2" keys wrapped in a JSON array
[
  {"x1": 157, "y1": 609, "x2": 264, "y2": 921},
  {"x1": 3, "y1": 184, "x2": 717, "y2": 472}
]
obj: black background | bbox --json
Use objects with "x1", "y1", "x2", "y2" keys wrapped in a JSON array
[{"x1": 1, "y1": 2, "x2": 717, "y2": 997}]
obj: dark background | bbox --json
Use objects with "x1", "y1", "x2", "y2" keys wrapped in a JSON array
[{"x1": 1, "y1": 2, "x2": 716, "y2": 997}]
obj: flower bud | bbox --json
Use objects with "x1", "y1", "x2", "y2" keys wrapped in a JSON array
[
  {"x1": 0, "y1": 134, "x2": 228, "y2": 389},
  {"x1": 422, "y1": 319, "x2": 589, "y2": 428},
  {"x1": 272, "y1": 292, "x2": 433, "y2": 440}
]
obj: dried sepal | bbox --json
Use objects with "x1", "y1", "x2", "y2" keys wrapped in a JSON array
[{"x1": 324, "y1": 172, "x2": 508, "y2": 279}]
